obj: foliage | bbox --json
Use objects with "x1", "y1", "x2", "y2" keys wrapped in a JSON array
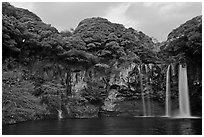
[
  {"x1": 73, "y1": 17, "x2": 158, "y2": 63},
  {"x1": 66, "y1": 97, "x2": 99, "y2": 118},
  {"x1": 2, "y1": 63, "x2": 48, "y2": 124},
  {"x1": 2, "y1": 2, "x2": 67, "y2": 63},
  {"x1": 159, "y1": 15, "x2": 202, "y2": 65},
  {"x1": 40, "y1": 81, "x2": 65, "y2": 112}
]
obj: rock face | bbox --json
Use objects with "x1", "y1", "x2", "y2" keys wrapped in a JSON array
[
  {"x1": 100, "y1": 92, "x2": 165, "y2": 117},
  {"x1": 109, "y1": 63, "x2": 136, "y2": 86},
  {"x1": 102, "y1": 89, "x2": 123, "y2": 111},
  {"x1": 71, "y1": 71, "x2": 87, "y2": 95}
]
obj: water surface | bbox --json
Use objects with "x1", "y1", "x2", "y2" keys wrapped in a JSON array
[{"x1": 2, "y1": 117, "x2": 202, "y2": 135}]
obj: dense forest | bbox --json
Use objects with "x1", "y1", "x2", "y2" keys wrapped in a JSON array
[{"x1": 2, "y1": 2, "x2": 202, "y2": 124}]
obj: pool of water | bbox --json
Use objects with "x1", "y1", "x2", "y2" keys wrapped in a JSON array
[{"x1": 2, "y1": 117, "x2": 202, "y2": 135}]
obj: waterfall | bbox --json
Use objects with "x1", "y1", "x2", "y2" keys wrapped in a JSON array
[
  {"x1": 57, "y1": 110, "x2": 63, "y2": 119},
  {"x1": 58, "y1": 91, "x2": 63, "y2": 119},
  {"x1": 138, "y1": 65, "x2": 147, "y2": 116},
  {"x1": 165, "y1": 65, "x2": 171, "y2": 117},
  {"x1": 145, "y1": 64, "x2": 151, "y2": 116},
  {"x1": 147, "y1": 93, "x2": 151, "y2": 116},
  {"x1": 178, "y1": 64, "x2": 191, "y2": 117}
]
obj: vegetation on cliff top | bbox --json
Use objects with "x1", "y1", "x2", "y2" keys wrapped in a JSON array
[{"x1": 159, "y1": 15, "x2": 202, "y2": 65}]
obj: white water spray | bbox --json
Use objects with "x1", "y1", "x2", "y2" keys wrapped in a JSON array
[
  {"x1": 57, "y1": 110, "x2": 63, "y2": 119},
  {"x1": 178, "y1": 64, "x2": 191, "y2": 117},
  {"x1": 165, "y1": 65, "x2": 171, "y2": 117},
  {"x1": 145, "y1": 64, "x2": 151, "y2": 116},
  {"x1": 138, "y1": 65, "x2": 147, "y2": 116}
]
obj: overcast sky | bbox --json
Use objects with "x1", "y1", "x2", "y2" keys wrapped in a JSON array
[{"x1": 11, "y1": 2, "x2": 202, "y2": 41}]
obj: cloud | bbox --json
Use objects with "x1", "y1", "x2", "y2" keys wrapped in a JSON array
[
  {"x1": 11, "y1": 2, "x2": 120, "y2": 31},
  {"x1": 125, "y1": 2, "x2": 202, "y2": 41},
  {"x1": 104, "y1": 3, "x2": 139, "y2": 28}
]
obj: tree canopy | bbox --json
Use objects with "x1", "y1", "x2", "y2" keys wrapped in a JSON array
[{"x1": 158, "y1": 15, "x2": 202, "y2": 65}]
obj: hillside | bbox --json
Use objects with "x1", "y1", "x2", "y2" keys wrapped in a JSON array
[
  {"x1": 159, "y1": 15, "x2": 202, "y2": 64},
  {"x1": 2, "y1": 2, "x2": 159, "y2": 64}
]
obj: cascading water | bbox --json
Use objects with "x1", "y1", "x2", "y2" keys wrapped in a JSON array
[
  {"x1": 165, "y1": 65, "x2": 171, "y2": 117},
  {"x1": 138, "y1": 65, "x2": 147, "y2": 116},
  {"x1": 145, "y1": 64, "x2": 151, "y2": 116},
  {"x1": 58, "y1": 92, "x2": 63, "y2": 119},
  {"x1": 136, "y1": 63, "x2": 193, "y2": 118},
  {"x1": 57, "y1": 110, "x2": 63, "y2": 119},
  {"x1": 149, "y1": 64, "x2": 154, "y2": 115},
  {"x1": 178, "y1": 64, "x2": 191, "y2": 117}
]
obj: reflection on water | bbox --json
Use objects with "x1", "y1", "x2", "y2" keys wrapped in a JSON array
[
  {"x1": 166, "y1": 119, "x2": 173, "y2": 135},
  {"x1": 166, "y1": 118, "x2": 201, "y2": 135},
  {"x1": 179, "y1": 120, "x2": 193, "y2": 135},
  {"x1": 3, "y1": 117, "x2": 202, "y2": 135}
]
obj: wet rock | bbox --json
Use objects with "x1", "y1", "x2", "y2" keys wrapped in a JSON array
[{"x1": 102, "y1": 89, "x2": 124, "y2": 111}]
